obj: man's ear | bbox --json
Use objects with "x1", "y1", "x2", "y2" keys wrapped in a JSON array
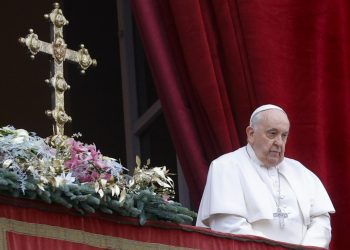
[{"x1": 246, "y1": 126, "x2": 254, "y2": 144}]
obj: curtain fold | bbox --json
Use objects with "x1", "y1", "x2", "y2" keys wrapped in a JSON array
[
  {"x1": 131, "y1": 0, "x2": 350, "y2": 249},
  {"x1": 131, "y1": 0, "x2": 245, "y2": 207}
]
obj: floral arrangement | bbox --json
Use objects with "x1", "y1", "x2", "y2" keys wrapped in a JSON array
[{"x1": 0, "y1": 126, "x2": 196, "y2": 225}]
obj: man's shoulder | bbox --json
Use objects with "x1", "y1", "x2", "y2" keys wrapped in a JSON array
[
  {"x1": 208, "y1": 147, "x2": 249, "y2": 182},
  {"x1": 282, "y1": 157, "x2": 316, "y2": 177},
  {"x1": 213, "y1": 147, "x2": 245, "y2": 163},
  {"x1": 210, "y1": 147, "x2": 247, "y2": 171},
  {"x1": 283, "y1": 157, "x2": 304, "y2": 167}
]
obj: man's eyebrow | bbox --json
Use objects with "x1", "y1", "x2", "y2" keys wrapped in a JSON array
[
  {"x1": 266, "y1": 128, "x2": 277, "y2": 132},
  {"x1": 266, "y1": 128, "x2": 289, "y2": 133}
]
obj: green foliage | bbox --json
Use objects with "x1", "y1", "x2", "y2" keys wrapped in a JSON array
[{"x1": 0, "y1": 167, "x2": 196, "y2": 224}]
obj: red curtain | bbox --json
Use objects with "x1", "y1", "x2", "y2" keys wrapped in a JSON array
[{"x1": 131, "y1": 0, "x2": 350, "y2": 249}]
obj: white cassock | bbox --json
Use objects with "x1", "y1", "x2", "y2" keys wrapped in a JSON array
[{"x1": 196, "y1": 144, "x2": 335, "y2": 249}]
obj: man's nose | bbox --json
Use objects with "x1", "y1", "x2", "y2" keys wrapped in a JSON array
[{"x1": 274, "y1": 135, "x2": 283, "y2": 145}]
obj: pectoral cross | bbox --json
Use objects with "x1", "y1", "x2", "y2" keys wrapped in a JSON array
[
  {"x1": 19, "y1": 2, "x2": 97, "y2": 137},
  {"x1": 273, "y1": 207, "x2": 288, "y2": 229}
]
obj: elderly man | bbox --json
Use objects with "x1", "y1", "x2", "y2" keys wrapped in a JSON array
[{"x1": 196, "y1": 104, "x2": 335, "y2": 249}]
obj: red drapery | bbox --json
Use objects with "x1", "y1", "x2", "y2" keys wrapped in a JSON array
[{"x1": 131, "y1": 1, "x2": 350, "y2": 249}]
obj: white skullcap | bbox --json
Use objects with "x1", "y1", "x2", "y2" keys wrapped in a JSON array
[{"x1": 250, "y1": 104, "x2": 286, "y2": 125}]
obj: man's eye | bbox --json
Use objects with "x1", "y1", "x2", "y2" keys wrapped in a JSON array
[{"x1": 267, "y1": 131, "x2": 276, "y2": 138}]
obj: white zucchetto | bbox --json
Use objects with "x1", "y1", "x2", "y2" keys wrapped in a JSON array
[{"x1": 250, "y1": 104, "x2": 286, "y2": 125}]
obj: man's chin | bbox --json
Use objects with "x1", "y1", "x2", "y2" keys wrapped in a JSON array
[{"x1": 266, "y1": 157, "x2": 283, "y2": 167}]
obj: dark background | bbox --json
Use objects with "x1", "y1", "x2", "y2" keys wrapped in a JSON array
[{"x1": 1, "y1": 1, "x2": 126, "y2": 161}]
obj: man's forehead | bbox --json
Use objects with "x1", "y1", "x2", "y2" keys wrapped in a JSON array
[
  {"x1": 258, "y1": 110, "x2": 290, "y2": 127},
  {"x1": 262, "y1": 109, "x2": 289, "y2": 120}
]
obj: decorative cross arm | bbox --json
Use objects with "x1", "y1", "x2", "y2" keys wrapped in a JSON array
[{"x1": 19, "y1": 30, "x2": 97, "y2": 74}]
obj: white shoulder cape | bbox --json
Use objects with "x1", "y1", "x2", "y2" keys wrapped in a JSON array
[{"x1": 196, "y1": 146, "x2": 335, "y2": 227}]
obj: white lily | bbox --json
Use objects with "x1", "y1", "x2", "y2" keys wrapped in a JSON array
[
  {"x1": 98, "y1": 189, "x2": 104, "y2": 198},
  {"x1": 37, "y1": 183, "x2": 45, "y2": 191},
  {"x1": 3, "y1": 159, "x2": 13, "y2": 168},
  {"x1": 54, "y1": 172, "x2": 75, "y2": 187},
  {"x1": 119, "y1": 188, "x2": 127, "y2": 202},
  {"x1": 15, "y1": 129, "x2": 29, "y2": 137},
  {"x1": 11, "y1": 129, "x2": 30, "y2": 144},
  {"x1": 100, "y1": 179, "x2": 107, "y2": 188},
  {"x1": 11, "y1": 137, "x2": 25, "y2": 144},
  {"x1": 94, "y1": 181, "x2": 99, "y2": 192},
  {"x1": 111, "y1": 184, "x2": 120, "y2": 197},
  {"x1": 40, "y1": 176, "x2": 49, "y2": 184}
]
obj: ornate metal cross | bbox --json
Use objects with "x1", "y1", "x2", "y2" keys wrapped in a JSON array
[
  {"x1": 19, "y1": 2, "x2": 97, "y2": 137},
  {"x1": 273, "y1": 207, "x2": 288, "y2": 229}
]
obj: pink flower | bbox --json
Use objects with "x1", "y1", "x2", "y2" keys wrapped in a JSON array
[
  {"x1": 71, "y1": 140, "x2": 88, "y2": 154},
  {"x1": 94, "y1": 160, "x2": 106, "y2": 170},
  {"x1": 63, "y1": 138, "x2": 122, "y2": 184},
  {"x1": 90, "y1": 171, "x2": 100, "y2": 181}
]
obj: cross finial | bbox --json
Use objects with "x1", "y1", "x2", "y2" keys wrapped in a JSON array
[{"x1": 19, "y1": 2, "x2": 97, "y2": 137}]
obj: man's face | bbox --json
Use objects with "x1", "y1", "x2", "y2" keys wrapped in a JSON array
[{"x1": 246, "y1": 110, "x2": 290, "y2": 167}]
